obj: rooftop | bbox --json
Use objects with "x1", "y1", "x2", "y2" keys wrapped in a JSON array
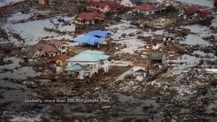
[
  {"x1": 48, "y1": 40, "x2": 65, "y2": 46},
  {"x1": 147, "y1": 53, "x2": 165, "y2": 61},
  {"x1": 42, "y1": 44, "x2": 58, "y2": 53},
  {"x1": 67, "y1": 50, "x2": 109, "y2": 62},
  {"x1": 135, "y1": 3, "x2": 156, "y2": 10},
  {"x1": 77, "y1": 11, "x2": 105, "y2": 20}
]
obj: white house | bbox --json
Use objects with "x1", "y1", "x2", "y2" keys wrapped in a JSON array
[{"x1": 66, "y1": 50, "x2": 110, "y2": 79}]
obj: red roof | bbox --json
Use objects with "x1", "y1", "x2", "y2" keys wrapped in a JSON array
[
  {"x1": 55, "y1": 54, "x2": 69, "y2": 61},
  {"x1": 103, "y1": 1, "x2": 124, "y2": 10},
  {"x1": 88, "y1": 1, "x2": 124, "y2": 10},
  {"x1": 135, "y1": 3, "x2": 156, "y2": 10},
  {"x1": 200, "y1": 9, "x2": 211, "y2": 17},
  {"x1": 77, "y1": 11, "x2": 105, "y2": 20},
  {"x1": 48, "y1": 40, "x2": 65, "y2": 46},
  {"x1": 42, "y1": 44, "x2": 58, "y2": 53},
  {"x1": 184, "y1": 7, "x2": 199, "y2": 15},
  {"x1": 88, "y1": 1, "x2": 107, "y2": 8}
]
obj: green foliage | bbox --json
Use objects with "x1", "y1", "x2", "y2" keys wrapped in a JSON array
[
  {"x1": 166, "y1": 5, "x2": 177, "y2": 13},
  {"x1": 76, "y1": 3, "x2": 87, "y2": 12}
]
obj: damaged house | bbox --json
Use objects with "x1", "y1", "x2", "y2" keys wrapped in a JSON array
[
  {"x1": 182, "y1": 7, "x2": 212, "y2": 20},
  {"x1": 55, "y1": 54, "x2": 69, "y2": 73},
  {"x1": 75, "y1": 30, "x2": 112, "y2": 46},
  {"x1": 65, "y1": 50, "x2": 110, "y2": 79},
  {"x1": 147, "y1": 53, "x2": 166, "y2": 68},
  {"x1": 182, "y1": 7, "x2": 200, "y2": 19},
  {"x1": 32, "y1": 40, "x2": 68, "y2": 58},
  {"x1": 87, "y1": 0, "x2": 124, "y2": 13},
  {"x1": 75, "y1": 11, "x2": 105, "y2": 25},
  {"x1": 132, "y1": 66, "x2": 146, "y2": 81},
  {"x1": 133, "y1": 3, "x2": 165, "y2": 16}
]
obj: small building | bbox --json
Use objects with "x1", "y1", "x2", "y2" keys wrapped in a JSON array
[
  {"x1": 147, "y1": 53, "x2": 166, "y2": 67},
  {"x1": 103, "y1": 1, "x2": 125, "y2": 12},
  {"x1": 133, "y1": 66, "x2": 146, "y2": 81},
  {"x1": 86, "y1": 30, "x2": 112, "y2": 44},
  {"x1": 55, "y1": 55, "x2": 69, "y2": 73},
  {"x1": 42, "y1": 44, "x2": 59, "y2": 57},
  {"x1": 134, "y1": 3, "x2": 157, "y2": 15},
  {"x1": 199, "y1": 9, "x2": 212, "y2": 18},
  {"x1": 66, "y1": 50, "x2": 110, "y2": 79},
  {"x1": 87, "y1": 1, "x2": 124, "y2": 13},
  {"x1": 75, "y1": 34, "x2": 104, "y2": 46},
  {"x1": 75, "y1": 11, "x2": 105, "y2": 25},
  {"x1": 86, "y1": 30, "x2": 112, "y2": 38},
  {"x1": 48, "y1": 40, "x2": 68, "y2": 54},
  {"x1": 75, "y1": 30, "x2": 112, "y2": 46},
  {"x1": 55, "y1": 54, "x2": 69, "y2": 67},
  {"x1": 34, "y1": 40, "x2": 68, "y2": 58},
  {"x1": 183, "y1": 7, "x2": 200, "y2": 19},
  {"x1": 184, "y1": 7, "x2": 199, "y2": 16},
  {"x1": 88, "y1": 1, "x2": 111, "y2": 13}
]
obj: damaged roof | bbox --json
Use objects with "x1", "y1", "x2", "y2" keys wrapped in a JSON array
[
  {"x1": 135, "y1": 3, "x2": 156, "y2": 10},
  {"x1": 88, "y1": 1, "x2": 124, "y2": 10},
  {"x1": 77, "y1": 11, "x2": 105, "y2": 20},
  {"x1": 199, "y1": 9, "x2": 211, "y2": 17},
  {"x1": 48, "y1": 40, "x2": 65, "y2": 46},
  {"x1": 184, "y1": 7, "x2": 199, "y2": 15},
  {"x1": 75, "y1": 34, "x2": 104, "y2": 46},
  {"x1": 42, "y1": 44, "x2": 58, "y2": 52},
  {"x1": 86, "y1": 30, "x2": 112, "y2": 38},
  {"x1": 147, "y1": 53, "x2": 165, "y2": 61}
]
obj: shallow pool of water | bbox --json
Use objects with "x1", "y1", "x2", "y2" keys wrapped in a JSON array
[
  {"x1": 180, "y1": 34, "x2": 210, "y2": 46},
  {"x1": 171, "y1": 54, "x2": 200, "y2": 73},
  {"x1": 0, "y1": 80, "x2": 31, "y2": 111}
]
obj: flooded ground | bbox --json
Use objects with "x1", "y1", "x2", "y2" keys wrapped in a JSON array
[{"x1": 0, "y1": 0, "x2": 217, "y2": 121}]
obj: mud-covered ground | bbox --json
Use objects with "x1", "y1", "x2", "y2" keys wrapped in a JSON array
[{"x1": 0, "y1": 0, "x2": 217, "y2": 122}]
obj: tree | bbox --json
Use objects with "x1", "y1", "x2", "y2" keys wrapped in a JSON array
[
  {"x1": 76, "y1": 3, "x2": 87, "y2": 12},
  {"x1": 166, "y1": 5, "x2": 177, "y2": 13}
]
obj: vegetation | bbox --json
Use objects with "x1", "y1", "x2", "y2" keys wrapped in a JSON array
[
  {"x1": 76, "y1": 3, "x2": 87, "y2": 12},
  {"x1": 166, "y1": 5, "x2": 178, "y2": 13}
]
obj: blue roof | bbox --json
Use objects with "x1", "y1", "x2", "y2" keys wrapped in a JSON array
[
  {"x1": 86, "y1": 30, "x2": 112, "y2": 38},
  {"x1": 65, "y1": 63, "x2": 85, "y2": 71},
  {"x1": 68, "y1": 50, "x2": 109, "y2": 62},
  {"x1": 75, "y1": 34, "x2": 104, "y2": 46},
  {"x1": 81, "y1": 50, "x2": 104, "y2": 55}
]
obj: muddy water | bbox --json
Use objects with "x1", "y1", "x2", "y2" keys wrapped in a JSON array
[
  {"x1": 2, "y1": 15, "x2": 75, "y2": 46},
  {"x1": 176, "y1": 0, "x2": 213, "y2": 7},
  {"x1": 0, "y1": 80, "x2": 31, "y2": 111},
  {"x1": 180, "y1": 34, "x2": 211, "y2": 46},
  {"x1": 0, "y1": 57, "x2": 41, "y2": 80},
  {"x1": 0, "y1": 56, "x2": 40, "y2": 111}
]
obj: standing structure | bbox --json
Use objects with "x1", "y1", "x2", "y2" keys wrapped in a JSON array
[{"x1": 66, "y1": 50, "x2": 110, "y2": 79}]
